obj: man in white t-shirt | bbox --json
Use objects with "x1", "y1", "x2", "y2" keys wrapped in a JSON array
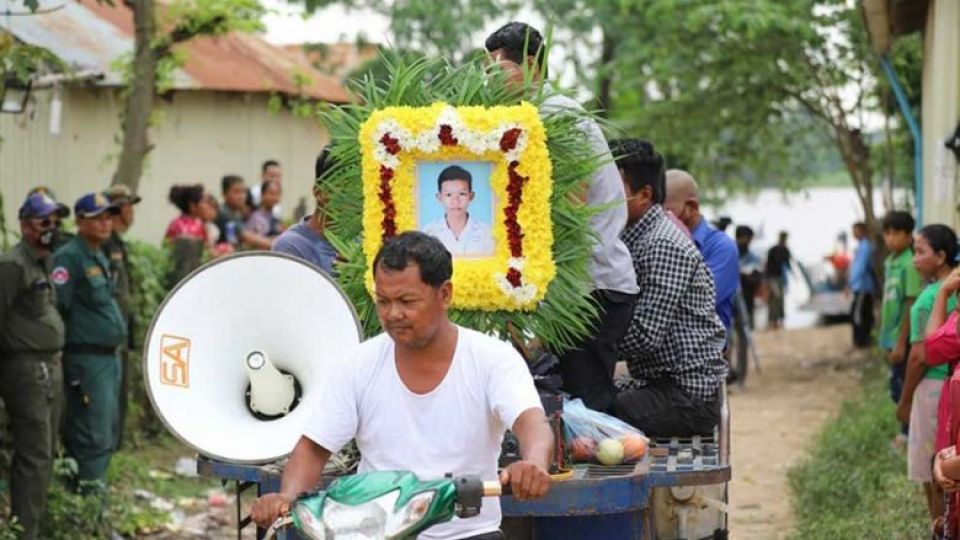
[
  {"x1": 422, "y1": 165, "x2": 495, "y2": 257},
  {"x1": 251, "y1": 231, "x2": 553, "y2": 539}
]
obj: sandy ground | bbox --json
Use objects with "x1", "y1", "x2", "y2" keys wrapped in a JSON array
[{"x1": 728, "y1": 324, "x2": 864, "y2": 539}]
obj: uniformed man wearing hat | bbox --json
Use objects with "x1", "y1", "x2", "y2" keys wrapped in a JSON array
[
  {"x1": 52, "y1": 193, "x2": 127, "y2": 491},
  {"x1": 25, "y1": 186, "x2": 72, "y2": 251},
  {"x1": 0, "y1": 193, "x2": 69, "y2": 539},
  {"x1": 102, "y1": 184, "x2": 141, "y2": 448}
]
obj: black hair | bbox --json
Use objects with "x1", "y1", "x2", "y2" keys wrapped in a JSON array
[
  {"x1": 918, "y1": 224, "x2": 959, "y2": 268},
  {"x1": 261, "y1": 179, "x2": 281, "y2": 197},
  {"x1": 168, "y1": 184, "x2": 205, "y2": 214},
  {"x1": 315, "y1": 146, "x2": 337, "y2": 183},
  {"x1": 714, "y1": 216, "x2": 733, "y2": 232},
  {"x1": 882, "y1": 211, "x2": 915, "y2": 233},
  {"x1": 245, "y1": 188, "x2": 255, "y2": 210},
  {"x1": 372, "y1": 231, "x2": 453, "y2": 288},
  {"x1": 485, "y1": 22, "x2": 547, "y2": 74},
  {"x1": 437, "y1": 165, "x2": 473, "y2": 192},
  {"x1": 609, "y1": 138, "x2": 665, "y2": 204},
  {"x1": 853, "y1": 221, "x2": 867, "y2": 230},
  {"x1": 735, "y1": 225, "x2": 754, "y2": 240},
  {"x1": 262, "y1": 160, "x2": 280, "y2": 173},
  {"x1": 778, "y1": 231, "x2": 789, "y2": 243},
  {"x1": 221, "y1": 175, "x2": 244, "y2": 194}
]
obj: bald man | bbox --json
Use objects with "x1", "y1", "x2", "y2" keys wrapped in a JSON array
[{"x1": 663, "y1": 170, "x2": 739, "y2": 330}]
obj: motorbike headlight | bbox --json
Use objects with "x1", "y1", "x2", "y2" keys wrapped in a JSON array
[
  {"x1": 385, "y1": 491, "x2": 435, "y2": 538},
  {"x1": 294, "y1": 502, "x2": 327, "y2": 540},
  {"x1": 320, "y1": 490, "x2": 436, "y2": 539}
]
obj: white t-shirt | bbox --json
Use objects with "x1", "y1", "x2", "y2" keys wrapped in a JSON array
[
  {"x1": 422, "y1": 216, "x2": 495, "y2": 257},
  {"x1": 540, "y1": 93, "x2": 639, "y2": 295},
  {"x1": 303, "y1": 326, "x2": 543, "y2": 540}
]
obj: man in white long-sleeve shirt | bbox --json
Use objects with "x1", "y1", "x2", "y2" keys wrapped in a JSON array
[{"x1": 485, "y1": 22, "x2": 639, "y2": 414}]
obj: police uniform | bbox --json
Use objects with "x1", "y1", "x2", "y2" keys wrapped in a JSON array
[
  {"x1": 52, "y1": 194, "x2": 127, "y2": 490},
  {"x1": 0, "y1": 194, "x2": 68, "y2": 540},
  {"x1": 102, "y1": 184, "x2": 141, "y2": 448}
]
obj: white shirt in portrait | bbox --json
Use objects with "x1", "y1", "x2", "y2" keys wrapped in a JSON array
[{"x1": 422, "y1": 215, "x2": 495, "y2": 257}]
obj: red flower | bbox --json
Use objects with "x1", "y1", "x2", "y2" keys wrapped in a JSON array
[
  {"x1": 438, "y1": 124, "x2": 459, "y2": 146},
  {"x1": 380, "y1": 133, "x2": 402, "y2": 155},
  {"x1": 500, "y1": 128, "x2": 522, "y2": 153},
  {"x1": 506, "y1": 268, "x2": 523, "y2": 288}
]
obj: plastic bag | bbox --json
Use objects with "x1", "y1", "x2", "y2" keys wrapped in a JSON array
[{"x1": 562, "y1": 398, "x2": 649, "y2": 465}]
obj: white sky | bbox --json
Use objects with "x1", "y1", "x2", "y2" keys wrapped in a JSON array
[{"x1": 260, "y1": 1, "x2": 390, "y2": 45}]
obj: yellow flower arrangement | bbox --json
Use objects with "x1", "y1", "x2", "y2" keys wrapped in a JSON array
[{"x1": 358, "y1": 102, "x2": 555, "y2": 311}]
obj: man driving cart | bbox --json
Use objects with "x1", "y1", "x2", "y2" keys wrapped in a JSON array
[{"x1": 251, "y1": 232, "x2": 554, "y2": 539}]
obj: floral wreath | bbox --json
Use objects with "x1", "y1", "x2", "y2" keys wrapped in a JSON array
[
  {"x1": 318, "y1": 57, "x2": 603, "y2": 352},
  {"x1": 359, "y1": 102, "x2": 554, "y2": 309}
]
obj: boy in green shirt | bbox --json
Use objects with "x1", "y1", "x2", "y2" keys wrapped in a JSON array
[{"x1": 878, "y1": 211, "x2": 922, "y2": 435}]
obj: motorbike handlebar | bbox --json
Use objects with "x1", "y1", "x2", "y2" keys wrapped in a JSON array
[{"x1": 483, "y1": 480, "x2": 506, "y2": 497}]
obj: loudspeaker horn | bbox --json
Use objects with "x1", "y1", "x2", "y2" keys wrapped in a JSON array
[{"x1": 143, "y1": 252, "x2": 362, "y2": 464}]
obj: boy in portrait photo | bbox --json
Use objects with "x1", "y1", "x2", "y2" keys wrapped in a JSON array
[{"x1": 422, "y1": 165, "x2": 495, "y2": 257}]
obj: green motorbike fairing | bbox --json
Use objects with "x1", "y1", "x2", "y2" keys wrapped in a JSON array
[{"x1": 291, "y1": 471, "x2": 459, "y2": 539}]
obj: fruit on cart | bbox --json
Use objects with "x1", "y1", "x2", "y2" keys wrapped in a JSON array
[
  {"x1": 596, "y1": 438, "x2": 624, "y2": 466},
  {"x1": 571, "y1": 436, "x2": 597, "y2": 461},
  {"x1": 621, "y1": 433, "x2": 648, "y2": 462}
]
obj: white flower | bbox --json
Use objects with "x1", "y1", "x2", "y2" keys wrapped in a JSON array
[
  {"x1": 414, "y1": 130, "x2": 441, "y2": 153},
  {"x1": 508, "y1": 257, "x2": 526, "y2": 271},
  {"x1": 494, "y1": 268, "x2": 537, "y2": 304}
]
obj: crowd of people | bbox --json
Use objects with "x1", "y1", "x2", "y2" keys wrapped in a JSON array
[
  {"x1": 4, "y1": 18, "x2": 959, "y2": 540},
  {"x1": 835, "y1": 210, "x2": 960, "y2": 536}
]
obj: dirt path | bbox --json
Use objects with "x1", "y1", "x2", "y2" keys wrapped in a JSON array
[{"x1": 728, "y1": 324, "x2": 864, "y2": 539}]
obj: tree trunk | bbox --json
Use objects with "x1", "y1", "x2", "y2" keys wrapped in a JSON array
[
  {"x1": 111, "y1": 0, "x2": 157, "y2": 193},
  {"x1": 593, "y1": 28, "x2": 616, "y2": 118},
  {"x1": 835, "y1": 125, "x2": 887, "y2": 286}
]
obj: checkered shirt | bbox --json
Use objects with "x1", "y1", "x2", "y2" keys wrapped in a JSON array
[{"x1": 618, "y1": 205, "x2": 728, "y2": 402}]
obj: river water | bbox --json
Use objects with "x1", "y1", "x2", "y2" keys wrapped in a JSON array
[{"x1": 704, "y1": 186, "x2": 900, "y2": 329}]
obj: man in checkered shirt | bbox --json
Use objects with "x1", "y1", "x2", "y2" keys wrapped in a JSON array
[{"x1": 610, "y1": 139, "x2": 728, "y2": 437}]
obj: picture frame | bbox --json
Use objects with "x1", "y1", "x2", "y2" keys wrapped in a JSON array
[{"x1": 359, "y1": 102, "x2": 556, "y2": 311}]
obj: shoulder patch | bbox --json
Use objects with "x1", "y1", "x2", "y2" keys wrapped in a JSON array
[
  {"x1": 85, "y1": 266, "x2": 103, "y2": 278},
  {"x1": 51, "y1": 267, "x2": 69, "y2": 285}
]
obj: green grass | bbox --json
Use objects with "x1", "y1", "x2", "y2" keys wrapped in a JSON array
[
  {"x1": 788, "y1": 361, "x2": 930, "y2": 539},
  {"x1": 2, "y1": 434, "x2": 222, "y2": 539}
]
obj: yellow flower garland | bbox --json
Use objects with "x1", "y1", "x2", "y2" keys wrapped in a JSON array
[{"x1": 359, "y1": 102, "x2": 556, "y2": 311}]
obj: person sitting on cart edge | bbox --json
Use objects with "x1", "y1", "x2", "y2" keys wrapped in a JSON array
[
  {"x1": 251, "y1": 231, "x2": 554, "y2": 539},
  {"x1": 486, "y1": 21, "x2": 639, "y2": 415},
  {"x1": 611, "y1": 138, "x2": 728, "y2": 438},
  {"x1": 663, "y1": 170, "x2": 739, "y2": 333}
]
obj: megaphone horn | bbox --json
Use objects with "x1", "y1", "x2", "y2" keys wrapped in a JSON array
[{"x1": 143, "y1": 252, "x2": 362, "y2": 464}]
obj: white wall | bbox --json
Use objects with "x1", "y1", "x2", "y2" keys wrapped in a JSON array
[
  {"x1": 1, "y1": 87, "x2": 328, "y2": 244},
  {"x1": 921, "y1": 0, "x2": 960, "y2": 229}
]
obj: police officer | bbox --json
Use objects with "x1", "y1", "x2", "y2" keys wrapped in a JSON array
[
  {"x1": 26, "y1": 186, "x2": 72, "y2": 251},
  {"x1": 0, "y1": 193, "x2": 69, "y2": 540},
  {"x1": 102, "y1": 184, "x2": 141, "y2": 448},
  {"x1": 52, "y1": 193, "x2": 127, "y2": 492}
]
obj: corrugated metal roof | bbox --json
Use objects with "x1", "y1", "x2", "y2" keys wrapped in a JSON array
[{"x1": 0, "y1": 0, "x2": 350, "y2": 103}]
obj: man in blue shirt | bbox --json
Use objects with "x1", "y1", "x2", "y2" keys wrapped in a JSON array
[
  {"x1": 272, "y1": 147, "x2": 338, "y2": 276},
  {"x1": 846, "y1": 221, "x2": 875, "y2": 348},
  {"x1": 664, "y1": 170, "x2": 740, "y2": 331}
]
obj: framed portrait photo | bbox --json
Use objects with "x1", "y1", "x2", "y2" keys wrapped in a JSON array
[
  {"x1": 417, "y1": 161, "x2": 496, "y2": 258},
  {"x1": 359, "y1": 102, "x2": 556, "y2": 311}
]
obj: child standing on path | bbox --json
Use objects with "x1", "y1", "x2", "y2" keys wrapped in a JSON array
[{"x1": 879, "y1": 211, "x2": 923, "y2": 443}]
